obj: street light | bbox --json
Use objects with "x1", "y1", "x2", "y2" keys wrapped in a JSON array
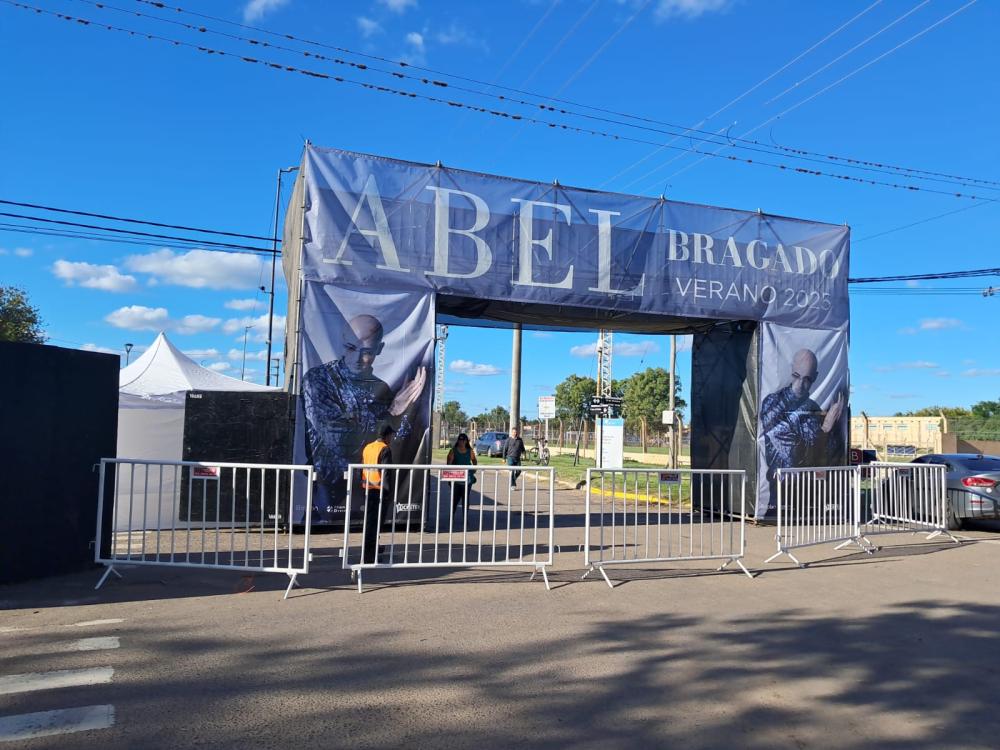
[
  {"x1": 124, "y1": 342, "x2": 134, "y2": 365},
  {"x1": 241, "y1": 325, "x2": 254, "y2": 380}
]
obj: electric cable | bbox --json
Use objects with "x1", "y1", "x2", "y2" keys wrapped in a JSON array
[{"x1": 7, "y1": 1, "x2": 997, "y2": 204}]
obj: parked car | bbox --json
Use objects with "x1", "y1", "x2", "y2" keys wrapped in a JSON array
[
  {"x1": 912, "y1": 453, "x2": 1000, "y2": 529},
  {"x1": 474, "y1": 431, "x2": 508, "y2": 458}
]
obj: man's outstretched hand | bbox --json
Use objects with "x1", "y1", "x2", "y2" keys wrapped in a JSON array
[
  {"x1": 390, "y1": 366, "x2": 427, "y2": 416},
  {"x1": 822, "y1": 392, "x2": 845, "y2": 433}
]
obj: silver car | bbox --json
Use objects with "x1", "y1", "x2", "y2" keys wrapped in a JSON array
[{"x1": 912, "y1": 453, "x2": 1000, "y2": 529}]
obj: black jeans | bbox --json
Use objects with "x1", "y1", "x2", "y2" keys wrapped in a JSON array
[{"x1": 362, "y1": 487, "x2": 390, "y2": 564}]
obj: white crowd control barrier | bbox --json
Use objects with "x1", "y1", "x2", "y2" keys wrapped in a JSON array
[
  {"x1": 95, "y1": 459, "x2": 314, "y2": 599},
  {"x1": 583, "y1": 468, "x2": 753, "y2": 588},
  {"x1": 766, "y1": 462, "x2": 959, "y2": 567},
  {"x1": 343, "y1": 464, "x2": 555, "y2": 592},
  {"x1": 864, "y1": 462, "x2": 959, "y2": 542},
  {"x1": 765, "y1": 466, "x2": 870, "y2": 567}
]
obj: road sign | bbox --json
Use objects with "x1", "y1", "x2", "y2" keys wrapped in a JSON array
[
  {"x1": 661, "y1": 409, "x2": 675, "y2": 425},
  {"x1": 538, "y1": 396, "x2": 556, "y2": 419}
]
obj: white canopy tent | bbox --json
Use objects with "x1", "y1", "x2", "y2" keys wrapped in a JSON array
[{"x1": 116, "y1": 332, "x2": 276, "y2": 531}]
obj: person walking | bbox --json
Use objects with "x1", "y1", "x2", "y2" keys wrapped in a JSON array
[
  {"x1": 503, "y1": 427, "x2": 526, "y2": 488},
  {"x1": 446, "y1": 433, "x2": 477, "y2": 515},
  {"x1": 361, "y1": 423, "x2": 395, "y2": 564}
]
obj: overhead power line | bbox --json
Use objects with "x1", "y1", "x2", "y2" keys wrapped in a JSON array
[
  {"x1": 0, "y1": 211, "x2": 276, "y2": 254},
  {"x1": 116, "y1": 0, "x2": 1000, "y2": 191},
  {"x1": 0, "y1": 198, "x2": 278, "y2": 242},
  {"x1": 9, "y1": 1, "x2": 998, "y2": 205},
  {"x1": 848, "y1": 266, "x2": 1000, "y2": 284}
]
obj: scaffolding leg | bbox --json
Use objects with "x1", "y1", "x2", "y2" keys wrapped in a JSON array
[{"x1": 94, "y1": 565, "x2": 120, "y2": 591}]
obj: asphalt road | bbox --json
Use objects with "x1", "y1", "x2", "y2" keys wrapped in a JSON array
[{"x1": 2, "y1": 486, "x2": 999, "y2": 749}]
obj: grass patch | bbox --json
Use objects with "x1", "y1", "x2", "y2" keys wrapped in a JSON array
[{"x1": 432, "y1": 448, "x2": 669, "y2": 486}]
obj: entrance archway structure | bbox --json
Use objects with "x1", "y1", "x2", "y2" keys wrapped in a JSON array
[{"x1": 281, "y1": 145, "x2": 850, "y2": 526}]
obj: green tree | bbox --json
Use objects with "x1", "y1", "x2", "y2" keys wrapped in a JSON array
[
  {"x1": 473, "y1": 405, "x2": 510, "y2": 429},
  {"x1": 971, "y1": 399, "x2": 1000, "y2": 419},
  {"x1": 620, "y1": 367, "x2": 686, "y2": 431},
  {"x1": 440, "y1": 400, "x2": 468, "y2": 426},
  {"x1": 895, "y1": 406, "x2": 970, "y2": 417},
  {"x1": 555, "y1": 375, "x2": 598, "y2": 420},
  {"x1": 0, "y1": 286, "x2": 45, "y2": 344}
]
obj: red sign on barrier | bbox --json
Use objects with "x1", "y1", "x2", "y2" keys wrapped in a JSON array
[
  {"x1": 440, "y1": 470, "x2": 467, "y2": 481},
  {"x1": 193, "y1": 466, "x2": 219, "y2": 479}
]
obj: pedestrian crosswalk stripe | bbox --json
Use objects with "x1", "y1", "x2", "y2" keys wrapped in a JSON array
[
  {"x1": 0, "y1": 668, "x2": 114, "y2": 696},
  {"x1": 0, "y1": 705, "x2": 115, "y2": 742},
  {"x1": 33, "y1": 637, "x2": 120, "y2": 655}
]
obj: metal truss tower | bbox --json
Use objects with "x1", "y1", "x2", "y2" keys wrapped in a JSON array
[
  {"x1": 434, "y1": 324, "x2": 449, "y2": 411},
  {"x1": 596, "y1": 329, "x2": 613, "y2": 399}
]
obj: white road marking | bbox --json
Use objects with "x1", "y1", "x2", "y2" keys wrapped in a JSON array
[
  {"x1": 0, "y1": 618, "x2": 124, "y2": 635},
  {"x1": 31, "y1": 637, "x2": 120, "y2": 654},
  {"x1": 0, "y1": 705, "x2": 115, "y2": 742},
  {"x1": 71, "y1": 619, "x2": 124, "y2": 628},
  {"x1": 0, "y1": 668, "x2": 114, "y2": 696}
]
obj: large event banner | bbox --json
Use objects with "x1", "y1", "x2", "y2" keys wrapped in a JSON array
[
  {"x1": 756, "y1": 322, "x2": 849, "y2": 517},
  {"x1": 292, "y1": 282, "x2": 434, "y2": 525},
  {"x1": 298, "y1": 145, "x2": 850, "y2": 331}
]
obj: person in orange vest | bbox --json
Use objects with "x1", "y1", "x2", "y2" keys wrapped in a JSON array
[{"x1": 361, "y1": 423, "x2": 395, "y2": 564}]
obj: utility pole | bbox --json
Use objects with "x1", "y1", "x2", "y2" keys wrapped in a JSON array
[
  {"x1": 669, "y1": 334, "x2": 677, "y2": 469},
  {"x1": 595, "y1": 330, "x2": 613, "y2": 468},
  {"x1": 510, "y1": 323, "x2": 522, "y2": 433},
  {"x1": 241, "y1": 325, "x2": 254, "y2": 380},
  {"x1": 266, "y1": 165, "x2": 299, "y2": 386}
]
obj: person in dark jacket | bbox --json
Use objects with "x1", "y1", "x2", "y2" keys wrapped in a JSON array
[{"x1": 503, "y1": 427, "x2": 526, "y2": 488}]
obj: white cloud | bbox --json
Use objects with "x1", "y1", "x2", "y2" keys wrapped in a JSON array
[
  {"x1": 105, "y1": 306, "x2": 220, "y2": 335},
  {"x1": 243, "y1": 0, "x2": 289, "y2": 23},
  {"x1": 223, "y1": 313, "x2": 285, "y2": 342},
  {"x1": 80, "y1": 343, "x2": 120, "y2": 355},
  {"x1": 228, "y1": 348, "x2": 271, "y2": 362},
  {"x1": 175, "y1": 314, "x2": 221, "y2": 335},
  {"x1": 934, "y1": 371, "x2": 951, "y2": 378},
  {"x1": 433, "y1": 22, "x2": 486, "y2": 49},
  {"x1": 124, "y1": 249, "x2": 265, "y2": 290},
  {"x1": 52, "y1": 260, "x2": 137, "y2": 292},
  {"x1": 450, "y1": 359, "x2": 501, "y2": 376},
  {"x1": 901, "y1": 317, "x2": 964, "y2": 335},
  {"x1": 357, "y1": 16, "x2": 382, "y2": 37},
  {"x1": 14, "y1": 247, "x2": 33, "y2": 257},
  {"x1": 105, "y1": 305, "x2": 170, "y2": 331},
  {"x1": 406, "y1": 31, "x2": 425, "y2": 50},
  {"x1": 207, "y1": 362, "x2": 233, "y2": 372},
  {"x1": 963, "y1": 368, "x2": 1000, "y2": 378},
  {"x1": 224, "y1": 298, "x2": 263, "y2": 311},
  {"x1": 379, "y1": 0, "x2": 416, "y2": 13},
  {"x1": 874, "y1": 361, "x2": 940, "y2": 372},
  {"x1": 654, "y1": 0, "x2": 730, "y2": 21},
  {"x1": 183, "y1": 348, "x2": 221, "y2": 359},
  {"x1": 570, "y1": 339, "x2": 659, "y2": 357}
]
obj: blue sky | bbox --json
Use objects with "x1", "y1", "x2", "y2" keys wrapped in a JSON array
[{"x1": 1, "y1": 0, "x2": 998, "y2": 417}]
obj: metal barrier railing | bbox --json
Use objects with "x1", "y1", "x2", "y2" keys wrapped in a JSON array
[
  {"x1": 343, "y1": 464, "x2": 555, "y2": 592},
  {"x1": 765, "y1": 466, "x2": 870, "y2": 567},
  {"x1": 864, "y1": 462, "x2": 957, "y2": 541},
  {"x1": 94, "y1": 458, "x2": 314, "y2": 599},
  {"x1": 766, "y1": 463, "x2": 959, "y2": 567},
  {"x1": 583, "y1": 468, "x2": 753, "y2": 588}
]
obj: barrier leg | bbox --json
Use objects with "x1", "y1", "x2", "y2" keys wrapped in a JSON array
[
  {"x1": 597, "y1": 565, "x2": 615, "y2": 589},
  {"x1": 835, "y1": 536, "x2": 876, "y2": 554},
  {"x1": 581, "y1": 566, "x2": 593, "y2": 580},
  {"x1": 356, "y1": 569, "x2": 363, "y2": 594},
  {"x1": 94, "y1": 565, "x2": 121, "y2": 591},
  {"x1": 764, "y1": 550, "x2": 804, "y2": 567},
  {"x1": 536, "y1": 565, "x2": 551, "y2": 591},
  {"x1": 717, "y1": 558, "x2": 756, "y2": 579},
  {"x1": 283, "y1": 573, "x2": 298, "y2": 601},
  {"x1": 734, "y1": 559, "x2": 755, "y2": 579}
]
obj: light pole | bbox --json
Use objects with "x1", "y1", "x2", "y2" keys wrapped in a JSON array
[
  {"x1": 124, "y1": 342, "x2": 134, "y2": 365},
  {"x1": 266, "y1": 165, "x2": 299, "y2": 386},
  {"x1": 241, "y1": 325, "x2": 254, "y2": 380}
]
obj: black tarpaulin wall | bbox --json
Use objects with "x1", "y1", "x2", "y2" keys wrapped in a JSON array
[
  {"x1": 690, "y1": 323, "x2": 760, "y2": 516},
  {"x1": 0, "y1": 343, "x2": 119, "y2": 584}
]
